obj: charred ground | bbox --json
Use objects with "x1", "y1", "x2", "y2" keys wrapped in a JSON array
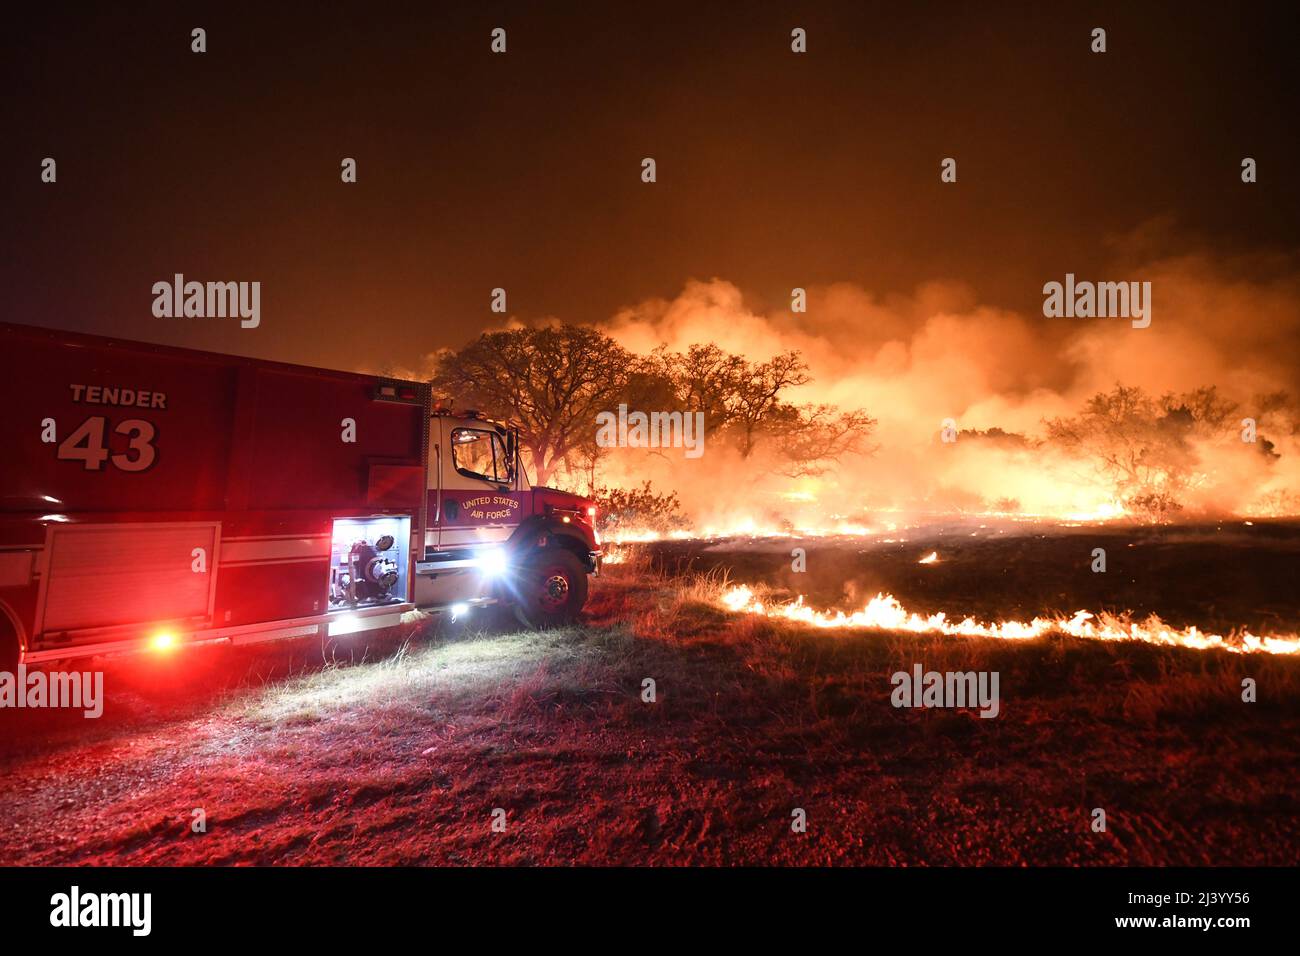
[{"x1": 642, "y1": 518, "x2": 1300, "y2": 636}]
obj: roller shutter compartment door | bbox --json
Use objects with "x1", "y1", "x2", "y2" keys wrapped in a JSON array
[{"x1": 39, "y1": 523, "x2": 220, "y2": 635}]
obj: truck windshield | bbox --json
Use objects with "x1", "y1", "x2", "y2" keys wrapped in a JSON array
[{"x1": 451, "y1": 428, "x2": 511, "y2": 483}]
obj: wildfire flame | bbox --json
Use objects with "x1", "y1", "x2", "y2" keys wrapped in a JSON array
[
  {"x1": 719, "y1": 585, "x2": 1300, "y2": 655},
  {"x1": 606, "y1": 521, "x2": 888, "y2": 545},
  {"x1": 602, "y1": 506, "x2": 1129, "y2": 546}
]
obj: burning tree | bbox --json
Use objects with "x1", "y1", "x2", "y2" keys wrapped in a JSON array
[
  {"x1": 653, "y1": 343, "x2": 876, "y2": 474},
  {"x1": 431, "y1": 326, "x2": 876, "y2": 490},
  {"x1": 1044, "y1": 384, "x2": 1248, "y2": 520}
]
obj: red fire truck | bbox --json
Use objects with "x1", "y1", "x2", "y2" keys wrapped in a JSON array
[{"x1": 0, "y1": 322, "x2": 601, "y2": 671}]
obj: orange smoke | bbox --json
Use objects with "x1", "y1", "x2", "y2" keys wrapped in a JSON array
[{"x1": 596, "y1": 243, "x2": 1300, "y2": 521}]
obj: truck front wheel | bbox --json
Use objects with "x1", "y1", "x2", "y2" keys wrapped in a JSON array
[{"x1": 513, "y1": 549, "x2": 588, "y2": 629}]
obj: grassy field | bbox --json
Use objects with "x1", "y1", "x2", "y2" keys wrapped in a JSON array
[{"x1": 1, "y1": 528, "x2": 1297, "y2": 866}]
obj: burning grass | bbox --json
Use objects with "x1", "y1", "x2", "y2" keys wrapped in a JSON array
[{"x1": 716, "y1": 584, "x2": 1300, "y2": 655}]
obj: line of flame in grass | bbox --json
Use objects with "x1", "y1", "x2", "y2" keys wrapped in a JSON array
[{"x1": 719, "y1": 586, "x2": 1300, "y2": 656}]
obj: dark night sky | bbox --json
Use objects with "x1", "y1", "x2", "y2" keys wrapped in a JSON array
[{"x1": 3, "y1": 1, "x2": 1298, "y2": 373}]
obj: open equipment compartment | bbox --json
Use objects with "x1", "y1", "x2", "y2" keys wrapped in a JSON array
[{"x1": 327, "y1": 516, "x2": 411, "y2": 611}]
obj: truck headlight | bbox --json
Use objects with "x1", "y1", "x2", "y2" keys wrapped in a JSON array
[{"x1": 475, "y1": 547, "x2": 510, "y2": 577}]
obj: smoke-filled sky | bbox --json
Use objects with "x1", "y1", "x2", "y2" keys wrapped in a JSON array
[
  {"x1": 5, "y1": 3, "x2": 1298, "y2": 357},
  {"x1": 5, "y1": 2, "x2": 1299, "y2": 515}
]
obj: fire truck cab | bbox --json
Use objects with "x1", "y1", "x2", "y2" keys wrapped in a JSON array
[
  {"x1": 416, "y1": 408, "x2": 601, "y2": 626},
  {"x1": 0, "y1": 322, "x2": 601, "y2": 672}
]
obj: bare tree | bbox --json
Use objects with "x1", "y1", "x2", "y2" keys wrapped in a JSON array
[
  {"x1": 432, "y1": 326, "x2": 644, "y2": 486},
  {"x1": 772, "y1": 405, "x2": 878, "y2": 478},
  {"x1": 432, "y1": 326, "x2": 877, "y2": 489},
  {"x1": 658, "y1": 343, "x2": 748, "y2": 430},
  {"x1": 729, "y1": 351, "x2": 812, "y2": 458},
  {"x1": 658, "y1": 345, "x2": 813, "y2": 458}
]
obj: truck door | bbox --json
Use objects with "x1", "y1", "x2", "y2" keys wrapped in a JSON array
[{"x1": 428, "y1": 417, "x2": 528, "y2": 555}]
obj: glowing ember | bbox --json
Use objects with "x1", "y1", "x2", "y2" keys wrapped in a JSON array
[
  {"x1": 918, "y1": 551, "x2": 939, "y2": 564},
  {"x1": 719, "y1": 586, "x2": 1300, "y2": 655}
]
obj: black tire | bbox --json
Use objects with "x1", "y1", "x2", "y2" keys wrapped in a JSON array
[{"x1": 513, "y1": 549, "x2": 589, "y2": 629}]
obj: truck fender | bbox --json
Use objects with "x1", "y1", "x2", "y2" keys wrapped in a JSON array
[{"x1": 506, "y1": 515, "x2": 598, "y2": 572}]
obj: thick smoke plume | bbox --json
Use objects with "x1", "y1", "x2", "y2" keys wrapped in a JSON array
[
  {"x1": 592, "y1": 248, "x2": 1300, "y2": 523},
  {"x1": 391, "y1": 242, "x2": 1300, "y2": 524}
]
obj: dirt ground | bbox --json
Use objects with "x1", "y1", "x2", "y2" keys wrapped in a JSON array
[{"x1": 1, "y1": 522, "x2": 1297, "y2": 866}]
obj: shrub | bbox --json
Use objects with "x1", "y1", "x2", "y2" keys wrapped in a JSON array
[{"x1": 593, "y1": 481, "x2": 688, "y2": 535}]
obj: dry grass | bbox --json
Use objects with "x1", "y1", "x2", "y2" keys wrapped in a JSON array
[{"x1": 0, "y1": 554, "x2": 1297, "y2": 866}]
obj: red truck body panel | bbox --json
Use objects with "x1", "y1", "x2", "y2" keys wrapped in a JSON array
[{"x1": 0, "y1": 322, "x2": 428, "y2": 660}]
